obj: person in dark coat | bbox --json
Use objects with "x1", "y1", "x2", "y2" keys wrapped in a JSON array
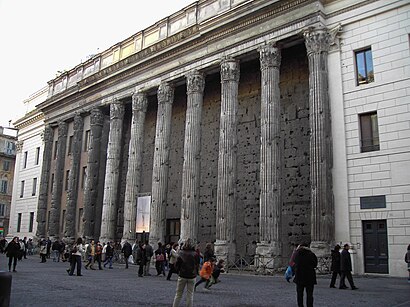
[
  {"x1": 121, "y1": 240, "x2": 132, "y2": 269},
  {"x1": 293, "y1": 243, "x2": 317, "y2": 307},
  {"x1": 5, "y1": 236, "x2": 21, "y2": 272},
  {"x1": 329, "y1": 244, "x2": 341, "y2": 288},
  {"x1": 203, "y1": 242, "x2": 215, "y2": 262},
  {"x1": 340, "y1": 244, "x2": 358, "y2": 290}
]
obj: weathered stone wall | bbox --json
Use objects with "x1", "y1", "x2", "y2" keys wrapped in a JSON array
[{"x1": 280, "y1": 44, "x2": 310, "y2": 259}]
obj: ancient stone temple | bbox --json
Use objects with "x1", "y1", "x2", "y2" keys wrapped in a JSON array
[{"x1": 33, "y1": 0, "x2": 410, "y2": 275}]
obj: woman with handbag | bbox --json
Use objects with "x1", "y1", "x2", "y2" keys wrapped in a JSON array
[{"x1": 155, "y1": 242, "x2": 166, "y2": 276}]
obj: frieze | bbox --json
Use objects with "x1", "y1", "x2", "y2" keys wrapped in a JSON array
[
  {"x1": 259, "y1": 42, "x2": 281, "y2": 70},
  {"x1": 157, "y1": 82, "x2": 174, "y2": 105},
  {"x1": 186, "y1": 70, "x2": 205, "y2": 94},
  {"x1": 132, "y1": 92, "x2": 148, "y2": 113},
  {"x1": 220, "y1": 58, "x2": 240, "y2": 82},
  {"x1": 90, "y1": 108, "x2": 104, "y2": 127}
]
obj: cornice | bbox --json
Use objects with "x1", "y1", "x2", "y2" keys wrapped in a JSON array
[{"x1": 14, "y1": 112, "x2": 44, "y2": 130}]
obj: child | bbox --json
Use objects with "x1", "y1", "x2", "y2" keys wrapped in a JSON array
[
  {"x1": 195, "y1": 257, "x2": 216, "y2": 290},
  {"x1": 208, "y1": 259, "x2": 225, "y2": 288}
]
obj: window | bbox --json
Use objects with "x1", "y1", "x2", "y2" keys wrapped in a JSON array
[
  {"x1": 166, "y1": 218, "x2": 181, "y2": 244},
  {"x1": 84, "y1": 130, "x2": 91, "y2": 152},
  {"x1": 3, "y1": 160, "x2": 10, "y2": 171},
  {"x1": 23, "y1": 151, "x2": 28, "y2": 168},
  {"x1": 50, "y1": 173, "x2": 54, "y2": 192},
  {"x1": 360, "y1": 112, "x2": 380, "y2": 152},
  {"x1": 20, "y1": 180, "x2": 25, "y2": 198},
  {"x1": 32, "y1": 178, "x2": 38, "y2": 196},
  {"x1": 355, "y1": 48, "x2": 374, "y2": 85},
  {"x1": 35, "y1": 147, "x2": 40, "y2": 165},
  {"x1": 65, "y1": 170, "x2": 70, "y2": 190},
  {"x1": 81, "y1": 166, "x2": 87, "y2": 189},
  {"x1": 67, "y1": 135, "x2": 73, "y2": 155},
  {"x1": 0, "y1": 180, "x2": 7, "y2": 193},
  {"x1": 360, "y1": 195, "x2": 386, "y2": 209},
  {"x1": 17, "y1": 213, "x2": 22, "y2": 232},
  {"x1": 0, "y1": 204, "x2": 5, "y2": 216},
  {"x1": 54, "y1": 141, "x2": 58, "y2": 159},
  {"x1": 6, "y1": 141, "x2": 15, "y2": 155},
  {"x1": 29, "y1": 212, "x2": 34, "y2": 232}
]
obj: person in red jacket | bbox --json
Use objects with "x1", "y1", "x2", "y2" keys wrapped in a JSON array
[{"x1": 194, "y1": 257, "x2": 216, "y2": 290}]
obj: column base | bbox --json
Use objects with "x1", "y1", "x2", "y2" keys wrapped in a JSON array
[
  {"x1": 310, "y1": 241, "x2": 331, "y2": 273},
  {"x1": 214, "y1": 240, "x2": 236, "y2": 264},
  {"x1": 255, "y1": 241, "x2": 282, "y2": 272}
]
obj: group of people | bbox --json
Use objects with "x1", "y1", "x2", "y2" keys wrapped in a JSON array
[{"x1": 1, "y1": 236, "x2": 33, "y2": 272}]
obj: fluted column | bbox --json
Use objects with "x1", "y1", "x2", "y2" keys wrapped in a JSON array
[
  {"x1": 180, "y1": 71, "x2": 205, "y2": 242},
  {"x1": 122, "y1": 92, "x2": 148, "y2": 241},
  {"x1": 82, "y1": 108, "x2": 104, "y2": 240},
  {"x1": 36, "y1": 125, "x2": 53, "y2": 239},
  {"x1": 256, "y1": 42, "x2": 282, "y2": 267},
  {"x1": 304, "y1": 27, "x2": 334, "y2": 258},
  {"x1": 149, "y1": 82, "x2": 174, "y2": 246},
  {"x1": 64, "y1": 114, "x2": 83, "y2": 243},
  {"x1": 100, "y1": 100, "x2": 125, "y2": 243},
  {"x1": 215, "y1": 58, "x2": 240, "y2": 263},
  {"x1": 48, "y1": 121, "x2": 68, "y2": 240}
]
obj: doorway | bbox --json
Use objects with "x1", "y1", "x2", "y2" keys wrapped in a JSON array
[{"x1": 362, "y1": 220, "x2": 389, "y2": 274}]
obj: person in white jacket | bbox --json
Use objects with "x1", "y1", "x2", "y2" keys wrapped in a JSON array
[{"x1": 67, "y1": 238, "x2": 84, "y2": 276}]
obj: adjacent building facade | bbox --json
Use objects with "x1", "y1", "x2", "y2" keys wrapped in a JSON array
[
  {"x1": 31, "y1": 0, "x2": 409, "y2": 277},
  {"x1": 8, "y1": 87, "x2": 46, "y2": 239},
  {"x1": 0, "y1": 127, "x2": 17, "y2": 237}
]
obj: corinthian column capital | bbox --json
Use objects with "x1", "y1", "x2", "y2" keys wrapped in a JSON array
[
  {"x1": 259, "y1": 42, "x2": 281, "y2": 70},
  {"x1": 158, "y1": 82, "x2": 174, "y2": 105},
  {"x1": 220, "y1": 57, "x2": 240, "y2": 82},
  {"x1": 132, "y1": 91, "x2": 148, "y2": 113},
  {"x1": 90, "y1": 108, "x2": 104, "y2": 127},
  {"x1": 41, "y1": 125, "x2": 53, "y2": 143},
  {"x1": 73, "y1": 114, "x2": 84, "y2": 131},
  {"x1": 303, "y1": 27, "x2": 338, "y2": 55},
  {"x1": 57, "y1": 121, "x2": 68, "y2": 138},
  {"x1": 110, "y1": 99, "x2": 125, "y2": 120},
  {"x1": 186, "y1": 70, "x2": 205, "y2": 94}
]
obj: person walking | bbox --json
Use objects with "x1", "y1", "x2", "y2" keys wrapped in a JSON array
[
  {"x1": 203, "y1": 242, "x2": 215, "y2": 262},
  {"x1": 136, "y1": 242, "x2": 147, "y2": 277},
  {"x1": 195, "y1": 257, "x2": 216, "y2": 290},
  {"x1": 406, "y1": 244, "x2": 410, "y2": 282},
  {"x1": 122, "y1": 240, "x2": 132, "y2": 269},
  {"x1": 329, "y1": 244, "x2": 341, "y2": 288},
  {"x1": 52, "y1": 239, "x2": 61, "y2": 262},
  {"x1": 293, "y1": 243, "x2": 317, "y2": 307},
  {"x1": 172, "y1": 238, "x2": 200, "y2": 307},
  {"x1": 144, "y1": 240, "x2": 154, "y2": 276},
  {"x1": 155, "y1": 242, "x2": 166, "y2": 276},
  {"x1": 5, "y1": 236, "x2": 20, "y2": 272},
  {"x1": 167, "y1": 243, "x2": 179, "y2": 280},
  {"x1": 68, "y1": 238, "x2": 84, "y2": 276},
  {"x1": 84, "y1": 239, "x2": 96, "y2": 270},
  {"x1": 104, "y1": 241, "x2": 114, "y2": 269},
  {"x1": 340, "y1": 244, "x2": 358, "y2": 290},
  {"x1": 95, "y1": 241, "x2": 103, "y2": 270},
  {"x1": 39, "y1": 239, "x2": 48, "y2": 263}
]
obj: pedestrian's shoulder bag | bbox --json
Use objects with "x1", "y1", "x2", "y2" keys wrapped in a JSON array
[
  {"x1": 72, "y1": 245, "x2": 78, "y2": 254},
  {"x1": 156, "y1": 253, "x2": 164, "y2": 261}
]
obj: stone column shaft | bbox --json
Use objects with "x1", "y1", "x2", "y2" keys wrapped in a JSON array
[
  {"x1": 149, "y1": 82, "x2": 174, "y2": 246},
  {"x1": 82, "y1": 108, "x2": 104, "y2": 240},
  {"x1": 36, "y1": 125, "x2": 54, "y2": 239},
  {"x1": 48, "y1": 121, "x2": 68, "y2": 239},
  {"x1": 180, "y1": 71, "x2": 205, "y2": 242},
  {"x1": 215, "y1": 58, "x2": 240, "y2": 262},
  {"x1": 304, "y1": 27, "x2": 334, "y2": 255},
  {"x1": 100, "y1": 101, "x2": 125, "y2": 243},
  {"x1": 64, "y1": 115, "x2": 83, "y2": 243},
  {"x1": 257, "y1": 43, "x2": 282, "y2": 261},
  {"x1": 122, "y1": 92, "x2": 148, "y2": 241}
]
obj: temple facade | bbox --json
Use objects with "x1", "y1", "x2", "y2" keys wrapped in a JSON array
[{"x1": 30, "y1": 0, "x2": 409, "y2": 277}]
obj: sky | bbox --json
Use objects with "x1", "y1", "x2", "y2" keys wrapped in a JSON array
[{"x1": 0, "y1": 0, "x2": 193, "y2": 128}]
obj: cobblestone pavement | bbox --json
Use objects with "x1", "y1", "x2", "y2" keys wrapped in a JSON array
[{"x1": 1, "y1": 255, "x2": 409, "y2": 307}]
